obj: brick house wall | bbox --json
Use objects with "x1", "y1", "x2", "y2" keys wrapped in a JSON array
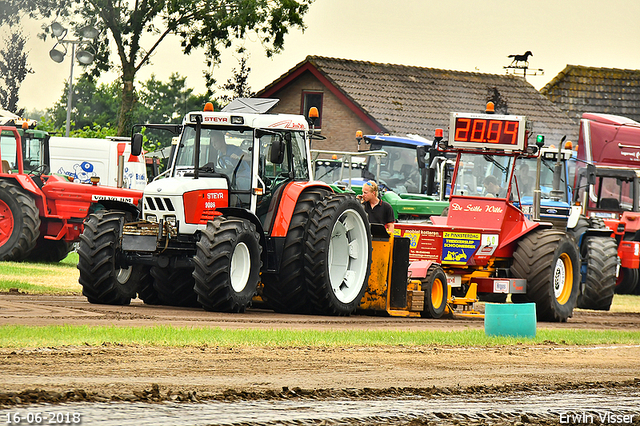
[{"x1": 267, "y1": 71, "x2": 376, "y2": 153}]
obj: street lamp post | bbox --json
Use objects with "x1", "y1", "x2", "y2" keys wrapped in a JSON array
[{"x1": 49, "y1": 23, "x2": 98, "y2": 137}]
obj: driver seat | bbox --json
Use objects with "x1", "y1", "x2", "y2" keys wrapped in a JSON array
[{"x1": 1, "y1": 160, "x2": 10, "y2": 173}]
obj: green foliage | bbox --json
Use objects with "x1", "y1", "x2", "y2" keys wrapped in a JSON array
[
  {"x1": 47, "y1": 74, "x2": 120, "y2": 131},
  {"x1": 0, "y1": 325, "x2": 639, "y2": 348},
  {"x1": 218, "y1": 50, "x2": 255, "y2": 105},
  {"x1": 3, "y1": 0, "x2": 314, "y2": 134},
  {"x1": 35, "y1": 115, "x2": 117, "y2": 139},
  {"x1": 137, "y1": 73, "x2": 209, "y2": 124}
]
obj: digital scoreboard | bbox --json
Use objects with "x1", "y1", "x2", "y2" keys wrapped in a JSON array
[{"x1": 449, "y1": 112, "x2": 527, "y2": 151}]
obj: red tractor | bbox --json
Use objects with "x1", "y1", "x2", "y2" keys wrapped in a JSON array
[
  {"x1": 573, "y1": 113, "x2": 640, "y2": 294},
  {"x1": 387, "y1": 111, "x2": 582, "y2": 322},
  {"x1": 0, "y1": 125, "x2": 143, "y2": 262}
]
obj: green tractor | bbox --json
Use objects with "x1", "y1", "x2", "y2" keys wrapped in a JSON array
[{"x1": 312, "y1": 134, "x2": 449, "y2": 221}]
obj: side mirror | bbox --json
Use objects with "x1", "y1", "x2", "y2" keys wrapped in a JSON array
[
  {"x1": 131, "y1": 133, "x2": 143, "y2": 156},
  {"x1": 270, "y1": 135, "x2": 285, "y2": 164},
  {"x1": 416, "y1": 146, "x2": 427, "y2": 168},
  {"x1": 586, "y1": 163, "x2": 596, "y2": 186}
]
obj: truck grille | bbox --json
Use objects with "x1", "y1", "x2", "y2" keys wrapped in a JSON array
[{"x1": 145, "y1": 196, "x2": 175, "y2": 212}]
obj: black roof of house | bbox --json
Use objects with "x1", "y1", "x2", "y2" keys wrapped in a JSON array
[
  {"x1": 258, "y1": 56, "x2": 579, "y2": 144},
  {"x1": 540, "y1": 64, "x2": 640, "y2": 124}
]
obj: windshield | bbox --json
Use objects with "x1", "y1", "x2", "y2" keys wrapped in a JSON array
[
  {"x1": 175, "y1": 127, "x2": 252, "y2": 170},
  {"x1": 516, "y1": 157, "x2": 568, "y2": 202},
  {"x1": 0, "y1": 131, "x2": 44, "y2": 172},
  {"x1": 453, "y1": 153, "x2": 514, "y2": 199},
  {"x1": 364, "y1": 144, "x2": 421, "y2": 193},
  {"x1": 575, "y1": 173, "x2": 635, "y2": 211},
  {"x1": 258, "y1": 130, "x2": 309, "y2": 181}
]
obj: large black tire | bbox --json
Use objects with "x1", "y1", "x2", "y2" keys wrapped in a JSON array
[
  {"x1": 588, "y1": 217, "x2": 608, "y2": 230},
  {"x1": 421, "y1": 264, "x2": 448, "y2": 319},
  {"x1": 151, "y1": 266, "x2": 199, "y2": 307},
  {"x1": 0, "y1": 181, "x2": 40, "y2": 261},
  {"x1": 577, "y1": 236, "x2": 618, "y2": 310},
  {"x1": 567, "y1": 215, "x2": 589, "y2": 245},
  {"x1": 304, "y1": 194, "x2": 372, "y2": 316},
  {"x1": 261, "y1": 188, "x2": 330, "y2": 313},
  {"x1": 511, "y1": 229, "x2": 580, "y2": 322},
  {"x1": 136, "y1": 267, "x2": 160, "y2": 305},
  {"x1": 77, "y1": 210, "x2": 139, "y2": 305},
  {"x1": 616, "y1": 268, "x2": 638, "y2": 294},
  {"x1": 193, "y1": 217, "x2": 262, "y2": 312},
  {"x1": 26, "y1": 239, "x2": 72, "y2": 263}
]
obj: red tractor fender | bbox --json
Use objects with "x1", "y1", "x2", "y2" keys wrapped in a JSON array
[
  {"x1": 269, "y1": 181, "x2": 333, "y2": 237},
  {"x1": 407, "y1": 260, "x2": 436, "y2": 279}
]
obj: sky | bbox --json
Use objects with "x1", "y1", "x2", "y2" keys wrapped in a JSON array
[{"x1": 12, "y1": 0, "x2": 640, "y2": 114}]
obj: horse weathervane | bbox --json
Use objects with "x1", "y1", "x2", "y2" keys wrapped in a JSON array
[{"x1": 504, "y1": 51, "x2": 543, "y2": 79}]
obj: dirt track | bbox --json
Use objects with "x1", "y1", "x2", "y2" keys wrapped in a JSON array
[{"x1": 1, "y1": 293, "x2": 640, "y2": 413}]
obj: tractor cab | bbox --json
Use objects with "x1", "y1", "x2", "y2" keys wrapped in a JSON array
[{"x1": 0, "y1": 122, "x2": 50, "y2": 175}]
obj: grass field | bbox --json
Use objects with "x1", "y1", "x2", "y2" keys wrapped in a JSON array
[
  {"x1": 0, "y1": 325, "x2": 639, "y2": 348},
  {"x1": 0, "y1": 252, "x2": 81, "y2": 295}
]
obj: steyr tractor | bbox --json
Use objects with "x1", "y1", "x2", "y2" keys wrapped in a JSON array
[
  {"x1": 0, "y1": 124, "x2": 143, "y2": 263},
  {"x1": 77, "y1": 101, "x2": 373, "y2": 314}
]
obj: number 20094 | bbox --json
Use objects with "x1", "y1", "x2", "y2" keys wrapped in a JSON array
[{"x1": 454, "y1": 118, "x2": 519, "y2": 145}]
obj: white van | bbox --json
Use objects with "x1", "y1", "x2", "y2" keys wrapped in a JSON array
[{"x1": 48, "y1": 136, "x2": 147, "y2": 190}]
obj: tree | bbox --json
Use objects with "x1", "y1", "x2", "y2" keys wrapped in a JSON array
[
  {"x1": 49, "y1": 74, "x2": 121, "y2": 130},
  {"x1": 0, "y1": 29, "x2": 33, "y2": 115},
  {"x1": 218, "y1": 49, "x2": 255, "y2": 105},
  {"x1": 137, "y1": 73, "x2": 208, "y2": 124},
  {"x1": 5, "y1": 0, "x2": 314, "y2": 135}
]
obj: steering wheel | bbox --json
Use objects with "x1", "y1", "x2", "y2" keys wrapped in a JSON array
[
  {"x1": 217, "y1": 155, "x2": 236, "y2": 172},
  {"x1": 27, "y1": 164, "x2": 49, "y2": 176}
]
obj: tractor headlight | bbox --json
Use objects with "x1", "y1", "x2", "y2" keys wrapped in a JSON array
[{"x1": 146, "y1": 214, "x2": 157, "y2": 223}]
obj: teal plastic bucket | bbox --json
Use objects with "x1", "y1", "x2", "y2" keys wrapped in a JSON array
[{"x1": 484, "y1": 303, "x2": 536, "y2": 338}]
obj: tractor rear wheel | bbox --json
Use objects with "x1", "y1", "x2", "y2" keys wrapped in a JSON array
[
  {"x1": 26, "y1": 239, "x2": 72, "y2": 263},
  {"x1": 421, "y1": 264, "x2": 448, "y2": 319},
  {"x1": 577, "y1": 236, "x2": 618, "y2": 310},
  {"x1": 193, "y1": 217, "x2": 261, "y2": 312},
  {"x1": 261, "y1": 188, "x2": 330, "y2": 313},
  {"x1": 615, "y1": 268, "x2": 638, "y2": 294},
  {"x1": 151, "y1": 266, "x2": 199, "y2": 307},
  {"x1": 304, "y1": 194, "x2": 372, "y2": 316},
  {"x1": 0, "y1": 181, "x2": 40, "y2": 261},
  {"x1": 77, "y1": 210, "x2": 139, "y2": 305},
  {"x1": 511, "y1": 229, "x2": 580, "y2": 322}
]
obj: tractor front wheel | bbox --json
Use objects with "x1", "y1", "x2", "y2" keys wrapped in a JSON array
[
  {"x1": 511, "y1": 229, "x2": 580, "y2": 322},
  {"x1": 421, "y1": 264, "x2": 448, "y2": 319},
  {"x1": 77, "y1": 210, "x2": 139, "y2": 305},
  {"x1": 0, "y1": 181, "x2": 40, "y2": 261},
  {"x1": 193, "y1": 217, "x2": 261, "y2": 312},
  {"x1": 577, "y1": 236, "x2": 618, "y2": 310},
  {"x1": 304, "y1": 194, "x2": 372, "y2": 316}
]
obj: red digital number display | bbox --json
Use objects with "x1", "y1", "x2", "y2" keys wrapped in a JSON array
[{"x1": 454, "y1": 117, "x2": 519, "y2": 145}]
